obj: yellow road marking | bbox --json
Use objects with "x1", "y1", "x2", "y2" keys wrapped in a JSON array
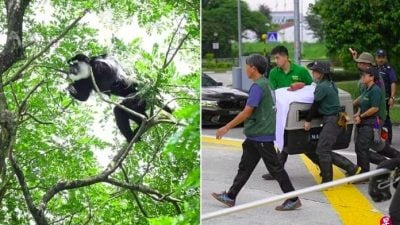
[
  {"x1": 301, "y1": 155, "x2": 383, "y2": 225},
  {"x1": 202, "y1": 136, "x2": 384, "y2": 225},
  {"x1": 201, "y1": 136, "x2": 242, "y2": 148}
]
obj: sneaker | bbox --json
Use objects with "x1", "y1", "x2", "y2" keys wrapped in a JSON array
[
  {"x1": 275, "y1": 199, "x2": 302, "y2": 211},
  {"x1": 262, "y1": 173, "x2": 276, "y2": 180},
  {"x1": 346, "y1": 166, "x2": 362, "y2": 177},
  {"x1": 211, "y1": 191, "x2": 235, "y2": 207}
]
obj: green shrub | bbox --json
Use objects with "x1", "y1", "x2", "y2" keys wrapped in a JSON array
[{"x1": 205, "y1": 53, "x2": 214, "y2": 62}]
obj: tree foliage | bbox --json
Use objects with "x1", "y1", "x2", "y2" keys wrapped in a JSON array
[
  {"x1": 0, "y1": 0, "x2": 200, "y2": 224},
  {"x1": 202, "y1": 0, "x2": 272, "y2": 57},
  {"x1": 311, "y1": 0, "x2": 400, "y2": 70},
  {"x1": 305, "y1": 4, "x2": 324, "y2": 42}
]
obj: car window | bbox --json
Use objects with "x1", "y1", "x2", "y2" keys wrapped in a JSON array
[{"x1": 202, "y1": 74, "x2": 220, "y2": 87}]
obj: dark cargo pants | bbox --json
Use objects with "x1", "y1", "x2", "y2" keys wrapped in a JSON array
[
  {"x1": 355, "y1": 125, "x2": 374, "y2": 173},
  {"x1": 316, "y1": 115, "x2": 341, "y2": 182},
  {"x1": 228, "y1": 139, "x2": 296, "y2": 199}
]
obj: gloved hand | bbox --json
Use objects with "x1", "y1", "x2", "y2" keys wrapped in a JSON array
[
  {"x1": 368, "y1": 173, "x2": 391, "y2": 202},
  {"x1": 377, "y1": 158, "x2": 400, "y2": 171},
  {"x1": 368, "y1": 158, "x2": 400, "y2": 202},
  {"x1": 287, "y1": 82, "x2": 305, "y2": 91}
]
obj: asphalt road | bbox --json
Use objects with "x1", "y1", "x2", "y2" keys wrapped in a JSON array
[
  {"x1": 201, "y1": 126, "x2": 399, "y2": 225},
  {"x1": 201, "y1": 71, "x2": 399, "y2": 225}
]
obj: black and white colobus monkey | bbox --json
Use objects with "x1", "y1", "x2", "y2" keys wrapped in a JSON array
[{"x1": 67, "y1": 54, "x2": 164, "y2": 142}]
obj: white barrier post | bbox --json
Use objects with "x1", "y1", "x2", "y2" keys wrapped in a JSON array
[{"x1": 202, "y1": 168, "x2": 390, "y2": 221}]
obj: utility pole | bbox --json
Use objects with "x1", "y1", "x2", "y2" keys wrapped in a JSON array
[
  {"x1": 294, "y1": 0, "x2": 301, "y2": 64},
  {"x1": 237, "y1": 0, "x2": 242, "y2": 67}
]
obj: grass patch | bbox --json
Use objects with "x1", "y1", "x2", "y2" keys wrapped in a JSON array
[
  {"x1": 238, "y1": 42, "x2": 328, "y2": 60},
  {"x1": 337, "y1": 80, "x2": 400, "y2": 124}
]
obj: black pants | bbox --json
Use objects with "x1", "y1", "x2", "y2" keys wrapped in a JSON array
[
  {"x1": 228, "y1": 139, "x2": 296, "y2": 199},
  {"x1": 355, "y1": 125, "x2": 374, "y2": 173},
  {"x1": 316, "y1": 116, "x2": 341, "y2": 162},
  {"x1": 391, "y1": 187, "x2": 400, "y2": 225}
]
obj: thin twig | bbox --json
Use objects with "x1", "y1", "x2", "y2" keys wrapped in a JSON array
[
  {"x1": 163, "y1": 32, "x2": 190, "y2": 69},
  {"x1": 120, "y1": 166, "x2": 150, "y2": 218},
  {"x1": 18, "y1": 80, "x2": 44, "y2": 116},
  {"x1": 163, "y1": 16, "x2": 186, "y2": 68},
  {"x1": 4, "y1": 10, "x2": 89, "y2": 86},
  {"x1": 22, "y1": 112, "x2": 54, "y2": 125}
]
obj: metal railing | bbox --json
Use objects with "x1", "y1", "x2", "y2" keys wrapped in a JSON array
[{"x1": 202, "y1": 168, "x2": 390, "y2": 221}]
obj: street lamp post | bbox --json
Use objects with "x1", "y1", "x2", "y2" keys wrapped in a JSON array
[
  {"x1": 237, "y1": 0, "x2": 242, "y2": 67},
  {"x1": 294, "y1": 0, "x2": 301, "y2": 64}
]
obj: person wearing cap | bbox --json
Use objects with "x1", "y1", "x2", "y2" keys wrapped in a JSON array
[
  {"x1": 353, "y1": 67, "x2": 382, "y2": 173},
  {"x1": 376, "y1": 49, "x2": 397, "y2": 144},
  {"x1": 351, "y1": 50, "x2": 400, "y2": 166},
  {"x1": 351, "y1": 51, "x2": 387, "y2": 120},
  {"x1": 305, "y1": 61, "x2": 356, "y2": 182},
  {"x1": 211, "y1": 54, "x2": 302, "y2": 211},
  {"x1": 261, "y1": 46, "x2": 360, "y2": 181}
]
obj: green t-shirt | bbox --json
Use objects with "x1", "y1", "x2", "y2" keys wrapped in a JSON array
[
  {"x1": 358, "y1": 77, "x2": 386, "y2": 120},
  {"x1": 268, "y1": 62, "x2": 313, "y2": 90},
  {"x1": 360, "y1": 84, "x2": 381, "y2": 118},
  {"x1": 314, "y1": 79, "x2": 340, "y2": 115}
]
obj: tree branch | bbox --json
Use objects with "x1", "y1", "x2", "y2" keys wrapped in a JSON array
[
  {"x1": 137, "y1": 126, "x2": 176, "y2": 182},
  {"x1": 120, "y1": 166, "x2": 150, "y2": 218},
  {"x1": 18, "y1": 80, "x2": 44, "y2": 116},
  {"x1": 163, "y1": 16, "x2": 186, "y2": 68},
  {"x1": 21, "y1": 112, "x2": 54, "y2": 125},
  {"x1": 105, "y1": 178, "x2": 181, "y2": 204},
  {"x1": 4, "y1": 10, "x2": 89, "y2": 86},
  {"x1": 0, "y1": 0, "x2": 31, "y2": 75},
  {"x1": 9, "y1": 150, "x2": 48, "y2": 225}
]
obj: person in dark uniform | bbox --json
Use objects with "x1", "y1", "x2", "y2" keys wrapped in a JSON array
[
  {"x1": 376, "y1": 49, "x2": 397, "y2": 144},
  {"x1": 262, "y1": 46, "x2": 360, "y2": 181},
  {"x1": 351, "y1": 50, "x2": 400, "y2": 164},
  {"x1": 304, "y1": 61, "x2": 354, "y2": 183},
  {"x1": 211, "y1": 54, "x2": 301, "y2": 211},
  {"x1": 369, "y1": 158, "x2": 400, "y2": 225},
  {"x1": 353, "y1": 66, "x2": 382, "y2": 173}
]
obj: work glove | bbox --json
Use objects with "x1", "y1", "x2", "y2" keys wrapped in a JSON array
[{"x1": 368, "y1": 158, "x2": 400, "y2": 202}]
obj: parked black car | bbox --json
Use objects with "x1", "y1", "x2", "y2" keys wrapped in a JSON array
[{"x1": 202, "y1": 73, "x2": 248, "y2": 126}]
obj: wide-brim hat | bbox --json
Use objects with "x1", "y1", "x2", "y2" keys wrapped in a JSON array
[{"x1": 354, "y1": 52, "x2": 376, "y2": 66}]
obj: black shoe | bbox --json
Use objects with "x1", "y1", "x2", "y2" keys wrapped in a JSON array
[
  {"x1": 262, "y1": 173, "x2": 275, "y2": 180},
  {"x1": 345, "y1": 166, "x2": 362, "y2": 177},
  {"x1": 275, "y1": 199, "x2": 302, "y2": 211},
  {"x1": 211, "y1": 191, "x2": 235, "y2": 207}
]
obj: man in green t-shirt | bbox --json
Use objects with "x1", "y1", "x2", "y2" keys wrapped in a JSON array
[
  {"x1": 268, "y1": 45, "x2": 312, "y2": 90},
  {"x1": 262, "y1": 46, "x2": 360, "y2": 181}
]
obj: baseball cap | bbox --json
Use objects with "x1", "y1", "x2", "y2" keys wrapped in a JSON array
[
  {"x1": 354, "y1": 52, "x2": 376, "y2": 66},
  {"x1": 307, "y1": 61, "x2": 331, "y2": 74},
  {"x1": 360, "y1": 66, "x2": 379, "y2": 78},
  {"x1": 376, "y1": 49, "x2": 386, "y2": 57}
]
